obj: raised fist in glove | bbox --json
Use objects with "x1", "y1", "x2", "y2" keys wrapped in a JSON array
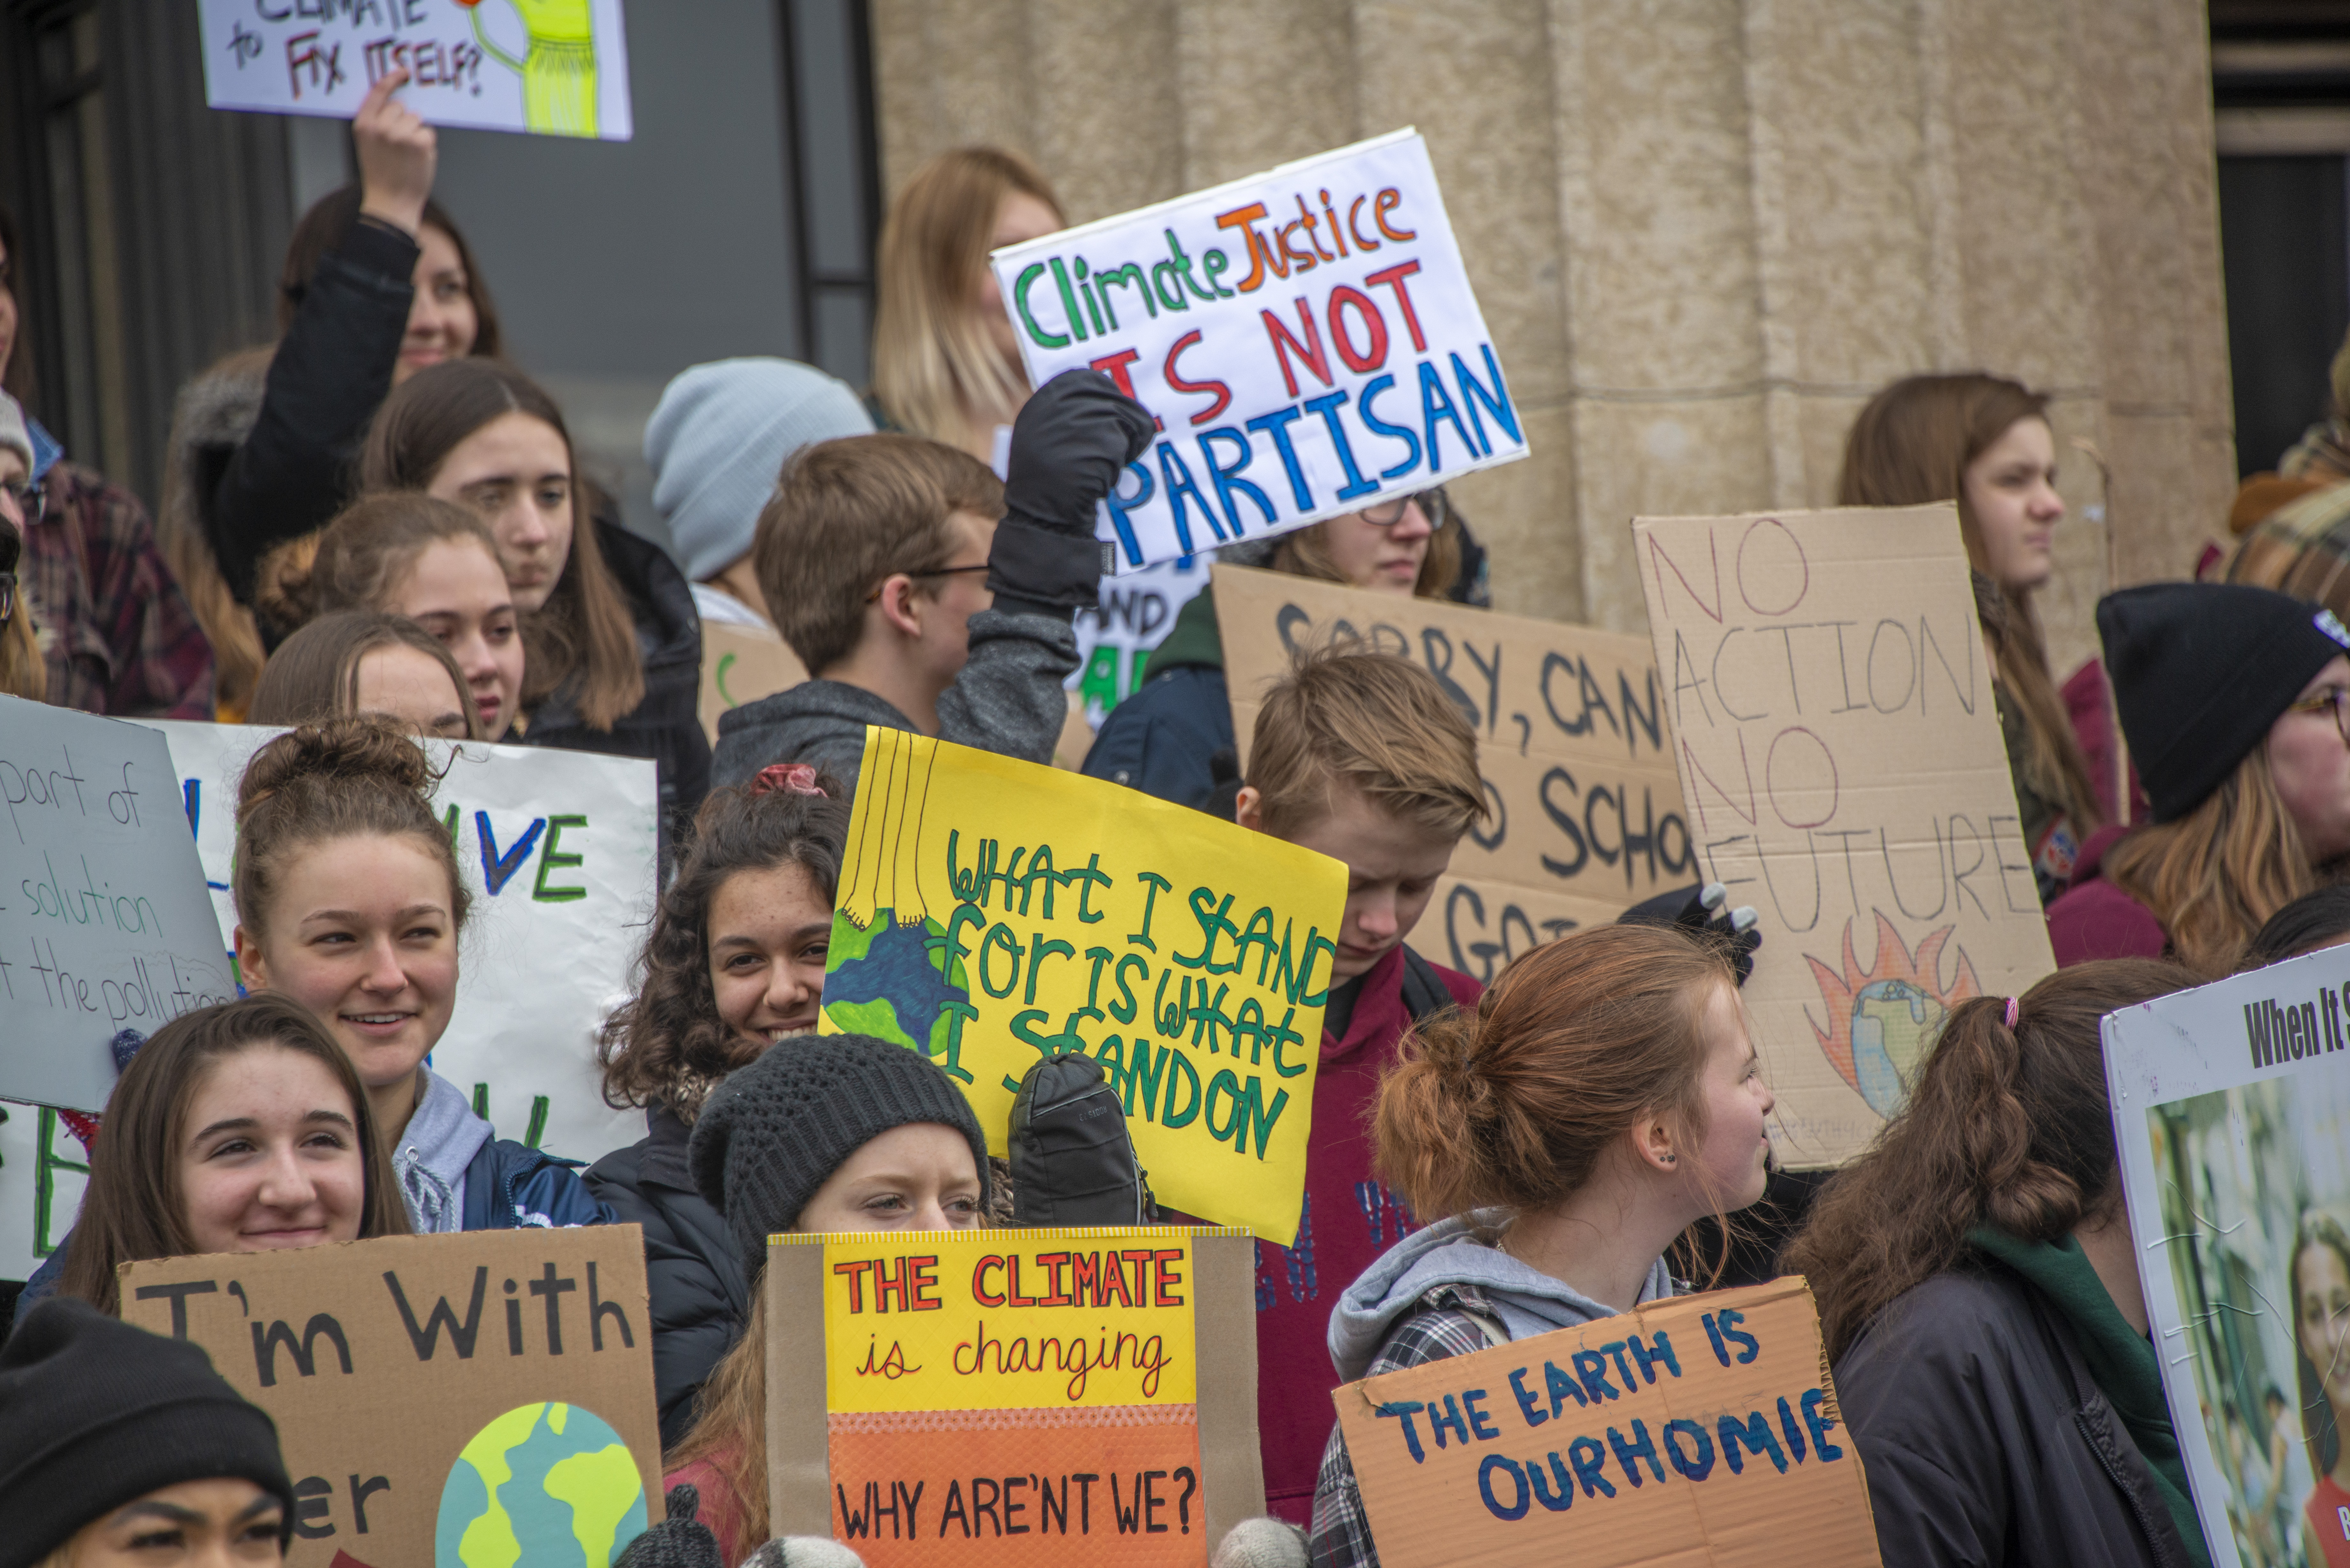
[
  {"x1": 988, "y1": 369, "x2": 1156, "y2": 613},
  {"x1": 1675, "y1": 881, "x2": 1762, "y2": 985}
]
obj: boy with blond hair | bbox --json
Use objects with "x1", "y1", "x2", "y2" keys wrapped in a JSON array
[
  {"x1": 712, "y1": 371, "x2": 1150, "y2": 791},
  {"x1": 1232, "y1": 640, "x2": 1488, "y2": 1524}
]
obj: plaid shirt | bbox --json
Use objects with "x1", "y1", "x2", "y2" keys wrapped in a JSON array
[
  {"x1": 25, "y1": 460, "x2": 214, "y2": 718},
  {"x1": 1308, "y1": 1284, "x2": 1501, "y2": 1568}
]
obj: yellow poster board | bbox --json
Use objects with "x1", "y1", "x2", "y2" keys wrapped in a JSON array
[{"x1": 819, "y1": 727, "x2": 1346, "y2": 1245}]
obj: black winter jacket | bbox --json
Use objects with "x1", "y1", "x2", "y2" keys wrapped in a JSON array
[
  {"x1": 583, "y1": 1104, "x2": 746, "y2": 1449},
  {"x1": 1836, "y1": 1267, "x2": 2197, "y2": 1568}
]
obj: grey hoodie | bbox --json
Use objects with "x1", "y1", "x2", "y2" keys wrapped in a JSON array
[
  {"x1": 1328, "y1": 1211, "x2": 1675, "y2": 1383},
  {"x1": 391, "y1": 1067, "x2": 494, "y2": 1234},
  {"x1": 709, "y1": 607, "x2": 1078, "y2": 793}
]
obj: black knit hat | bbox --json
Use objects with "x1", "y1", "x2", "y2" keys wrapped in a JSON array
[
  {"x1": 689, "y1": 1033, "x2": 993, "y2": 1278},
  {"x1": 0, "y1": 1297, "x2": 295, "y2": 1568},
  {"x1": 2099, "y1": 581, "x2": 2350, "y2": 822}
]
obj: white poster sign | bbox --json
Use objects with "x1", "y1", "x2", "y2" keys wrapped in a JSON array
[
  {"x1": 2106, "y1": 949, "x2": 2350, "y2": 1568},
  {"x1": 0, "y1": 722, "x2": 658, "y2": 1284},
  {"x1": 1071, "y1": 555, "x2": 1212, "y2": 723},
  {"x1": 990, "y1": 129, "x2": 1526, "y2": 574},
  {"x1": 194, "y1": 0, "x2": 633, "y2": 141}
]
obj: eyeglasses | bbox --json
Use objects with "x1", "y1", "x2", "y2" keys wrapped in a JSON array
[
  {"x1": 2286, "y1": 685, "x2": 2350, "y2": 746},
  {"x1": 0, "y1": 476, "x2": 40, "y2": 527},
  {"x1": 1361, "y1": 489, "x2": 1447, "y2": 530},
  {"x1": 864, "y1": 562, "x2": 991, "y2": 603}
]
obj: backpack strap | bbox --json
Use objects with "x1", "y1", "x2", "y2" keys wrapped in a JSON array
[{"x1": 1397, "y1": 946, "x2": 1457, "y2": 1023}]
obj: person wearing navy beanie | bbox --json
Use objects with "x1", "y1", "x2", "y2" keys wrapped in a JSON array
[
  {"x1": 2049, "y1": 581, "x2": 2350, "y2": 971},
  {"x1": 0, "y1": 1297, "x2": 296, "y2": 1567}
]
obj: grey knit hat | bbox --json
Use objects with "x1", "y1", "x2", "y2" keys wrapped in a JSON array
[
  {"x1": 644, "y1": 358, "x2": 874, "y2": 582},
  {"x1": 688, "y1": 1033, "x2": 993, "y2": 1277}
]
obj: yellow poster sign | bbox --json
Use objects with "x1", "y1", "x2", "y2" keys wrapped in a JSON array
[{"x1": 820, "y1": 728, "x2": 1346, "y2": 1245}]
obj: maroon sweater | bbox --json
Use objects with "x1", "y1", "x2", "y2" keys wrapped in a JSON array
[
  {"x1": 1249, "y1": 942, "x2": 1481, "y2": 1522},
  {"x1": 2045, "y1": 824, "x2": 2168, "y2": 965}
]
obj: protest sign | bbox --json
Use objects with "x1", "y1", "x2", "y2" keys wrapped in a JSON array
[
  {"x1": 195, "y1": 0, "x2": 634, "y2": 140},
  {"x1": 1632, "y1": 506, "x2": 2056, "y2": 1169},
  {"x1": 699, "y1": 617, "x2": 810, "y2": 745},
  {"x1": 1073, "y1": 557, "x2": 1213, "y2": 724},
  {"x1": 764, "y1": 1225, "x2": 1263, "y2": 1566},
  {"x1": 819, "y1": 728, "x2": 1346, "y2": 1245},
  {"x1": 1334, "y1": 1277, "x2": 1879, "y2": 1568},
  {"x1": 1215, "y1": 564, "x2": 1690, "y2": 983},
  {"x1": 2104, "y1": 948, "x2": 2350, "y2": 1568},
  {"x1": 989, "y1": 129, "x2": 1527, "y2": 574},
  {"x1": 0, "y1": 698, "x2": 237, "y2": 1113},
  {"x1": 122, "y1": 1227, "x2": 662, "y2": 1566}
]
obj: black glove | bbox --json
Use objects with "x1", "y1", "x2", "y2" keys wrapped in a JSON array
[
  {"x1": 1675, "y1": 881, "x2": 1762, "y2": 985},
  {"x1": 989, "y1": 370, "x2": 1156, "y2": 613},
  {"x1": 616, "y1": 1485, "x2": 725, "y2": 1568}
]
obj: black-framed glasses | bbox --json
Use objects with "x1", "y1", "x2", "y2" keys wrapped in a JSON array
[
  {"x1": 1361, "y1": 489, "x2": 1447, "y2": 530},
  {"x1": 0, "y1": 476, "x2": 40, "y2": 527},
  {"x1": 2286, "y1": 685, "x2": 2350, "y2": 746},
  {"x1": 864, "y1": 562, "x2": 991, "y2": 603}
]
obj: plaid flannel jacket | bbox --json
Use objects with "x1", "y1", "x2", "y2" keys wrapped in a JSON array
[{"x1": 26, "y1": 461, "x2": 214, "y2": 718}]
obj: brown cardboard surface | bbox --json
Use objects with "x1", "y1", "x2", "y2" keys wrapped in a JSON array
[
  {"x1": 1214, "y1": 565, "x2": 1689, "y2": 984},
  {"x1": 119, "y1": 1226, "x2": 663, "y2": 1567},
  {"x1": 1334, "y1": 1278, "x2": 1878, "y2": 1568},
  {"x1": 766, "y1": 1226, "x2": 1261, "y2": 1564},
  {"x1": 699, "y1": 618, "x2": 809, "y2": 744},
  {"x1": 1631, "y1": 507, "x2": 2057, "y2": 1169}
]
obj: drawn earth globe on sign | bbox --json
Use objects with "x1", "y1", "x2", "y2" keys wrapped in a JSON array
[
  {"x1": 824, "y1": 907, "x2": 977, "y2": 1080},
  {"x1": 435, "y1": 1401, "x2": 648, "y2": 1567},
  {"x1": 1806, "y1": 912, "x2": 1979, "y2": 1119}
]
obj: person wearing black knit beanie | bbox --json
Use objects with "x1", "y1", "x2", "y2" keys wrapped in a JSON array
[
  {"x1": 645, "y1": 1034, "x2": 990, "y2": 1566},
  {"x1": 2049, "y1": 581, "x2": 2350, "y2": 972},
  {"x1": 0, "y1": 1297, "x2": 296, "y2": 1567}
]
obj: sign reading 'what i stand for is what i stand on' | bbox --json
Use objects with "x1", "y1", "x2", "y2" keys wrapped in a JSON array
[{"x1": 990, "y1": 129, "x2": 1528, "y2": 574}]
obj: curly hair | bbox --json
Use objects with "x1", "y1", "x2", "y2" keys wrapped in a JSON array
[{"x1": 597, "y1": 773, "x2": 852, "y2": 1116}]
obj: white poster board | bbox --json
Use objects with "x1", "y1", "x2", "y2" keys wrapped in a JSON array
[
  {"x1": 195, "y1": 0, "x2": 634, "y2": 141},
  {"x1": 989, "y1": 129, "x2": 1527, "y2": 574},
  {"x1": 0, "y1": 722, "x2": 658, "y2": 1284},
  {"x1": 1071, "y1": 555, "x2": 1212, "y2": 723},
  {"x1": 2107, "y1": 948, "x2": 2350, "y2": 1568}
]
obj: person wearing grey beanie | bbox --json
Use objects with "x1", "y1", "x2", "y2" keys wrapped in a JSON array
[
  {"x1": 655, "y1": 1033, "x2": 991, "y2": 1564},
  {"x1": 645, "y1": 358, "x2": 874, "y2": 631}
]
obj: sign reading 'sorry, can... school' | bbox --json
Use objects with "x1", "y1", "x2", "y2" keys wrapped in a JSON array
[{"x1": 989, "y1": 129, "x2": 1528, "y2": 573}]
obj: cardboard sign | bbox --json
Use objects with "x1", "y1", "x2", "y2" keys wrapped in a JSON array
[
  {"x1": 2104, "y1": 948, "x2": 2350, "y2": 1568},
  {"x1": 764, "y1": 1225, "x2": 1264, "y2": 1565},
  {"x1": 819, "y1": 727, "x2": 1345, "y2": 1246},
  {"x1": 195, "y1": 0, "x2": 634, "y2": 140},
  {"x1": 0, "y1": 698, "x2": 237, "y2": 1112},
  {"x1": 1215, "y1": 564, "x2": 1690, "y2": 983},
  {"x1": 1335, "y1": 1278, "x2": 1879, "y2": 1568},
  {"x1": 1631, "y1": 507, "x2": 2056, "y2": 1169},
  {"x1": 989, "y1": 130, "x2": 1527, "y2": 574},
  {"x1": 1073, "y1": 558, "x2": 1214, "y2": 724},
  {"x1": 699, "y1": 617, "x2": 810, "y2": 746},
  {"x1": 120, "y1": 1227, "x2": 664, "y2": 1566}
]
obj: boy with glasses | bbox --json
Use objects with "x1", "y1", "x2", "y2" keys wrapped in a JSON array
[{"x1": 710, "y1": 370, "x2": 1151, "y2": 794}]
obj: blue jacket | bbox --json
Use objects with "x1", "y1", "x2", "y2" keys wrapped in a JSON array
[
  {"x1": 1082, "y1": 588, "x2": 1232, "y2": 813},
  {"x1": 463, "y1": 1136, "x2": 610, "y2": 1231}
]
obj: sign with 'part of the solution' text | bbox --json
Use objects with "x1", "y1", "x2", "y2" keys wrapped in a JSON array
[{"x1": 990, "y1": 129, "x2": 1527, "y2": 574}]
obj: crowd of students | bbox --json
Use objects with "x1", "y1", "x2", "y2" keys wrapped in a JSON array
[{"x1": 12, "y1": 64, "x2": 2350, "y2": 1568}]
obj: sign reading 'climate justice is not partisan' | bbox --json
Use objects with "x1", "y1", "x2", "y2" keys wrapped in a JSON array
[{"x1": 990, "y1": 129, "x2": 1528, "y2": 574}]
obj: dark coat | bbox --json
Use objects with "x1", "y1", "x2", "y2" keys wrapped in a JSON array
[
  {"x1": 1081, "y1": 587, "x2": 1230, "y2": 812},
  {"x1": 1835, "y1": 1267, "x2": 2197, "y2": 1568},
  {"x1": 525, "y1": 512, "x2": 712, "y2": 854},
  {"x1": 460, "y1": 1138, "x2": 610, "y2": 1232},
  {"x1": 583, "y1": 1105, "x2": 747, "y2": 1449}
]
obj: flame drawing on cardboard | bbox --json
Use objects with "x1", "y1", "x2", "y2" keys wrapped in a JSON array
[
  {"x1": 436, "y1": 1400, "x2": 648, "y2": 1564},
  {"x1": 821, "y1": 727, "x2": 1346, "y2": 1245},
  {"x1": 1804, "y1": 913, "x2": 1979, "y2": 1117}
]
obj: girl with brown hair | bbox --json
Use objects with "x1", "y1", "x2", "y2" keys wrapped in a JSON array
[
  {"x1": 584, "y1": 764, "x2": 852, "y2": 1447},
  {"x1": 2289, "y1": 1214, "x2": 2350, "y2": 1564},
  {"x1": 1839, "y1": 372, "x2": 2104, "y2": 902},
  {"x1": 158, "y1": 68, "x2": 501, "y2": 717},
  {"x1": 361, "y1": 359, "x2": 711, "y2": 837},
  {"x1": 51, "y1": 994, "x2": 409, "y2": 1316},
  {"x1": 1308, "y1": 922, "x2": 1776, "y2": 1568},
  {"x1": 2051, "y1": 581, "x2": 2350, "y2": 974},
  {"x1": 1785, "y1": 960, "x2": 2205, "y2": 1568},
  {"x1": 256, "y1": 493, "x2": 521, "y2": 738},
  {"x1": 868, "y1": 146, "x2": 1067, "y2": 459},
  {"x1": 247, "y1": 608, "x2": 481, "y2": 741}
]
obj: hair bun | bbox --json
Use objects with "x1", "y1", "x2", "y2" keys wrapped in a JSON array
[
  {"x1": 237, "y1": 714, "x2": 436, "y2": 822},
  {"x1": 252, "y1": 532, "x2": 324, "y2": 633}
]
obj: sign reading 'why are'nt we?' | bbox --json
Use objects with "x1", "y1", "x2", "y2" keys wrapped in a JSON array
[
  {"x1": 764, "y1": 1227, "x2": 1263, "y2": 1568},
  {"x1": 990, "y1": 129, "x2": 1527, "y2": 573}
]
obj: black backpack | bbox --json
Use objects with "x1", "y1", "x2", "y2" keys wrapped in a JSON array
[{"x1": 1007, "y1": 1052, "x2": 1156, "y2": 1227}]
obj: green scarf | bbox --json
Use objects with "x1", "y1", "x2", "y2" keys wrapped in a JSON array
[{"x1": 1970, "y1": 1226, "x2": 2214, "y2": 1568}]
